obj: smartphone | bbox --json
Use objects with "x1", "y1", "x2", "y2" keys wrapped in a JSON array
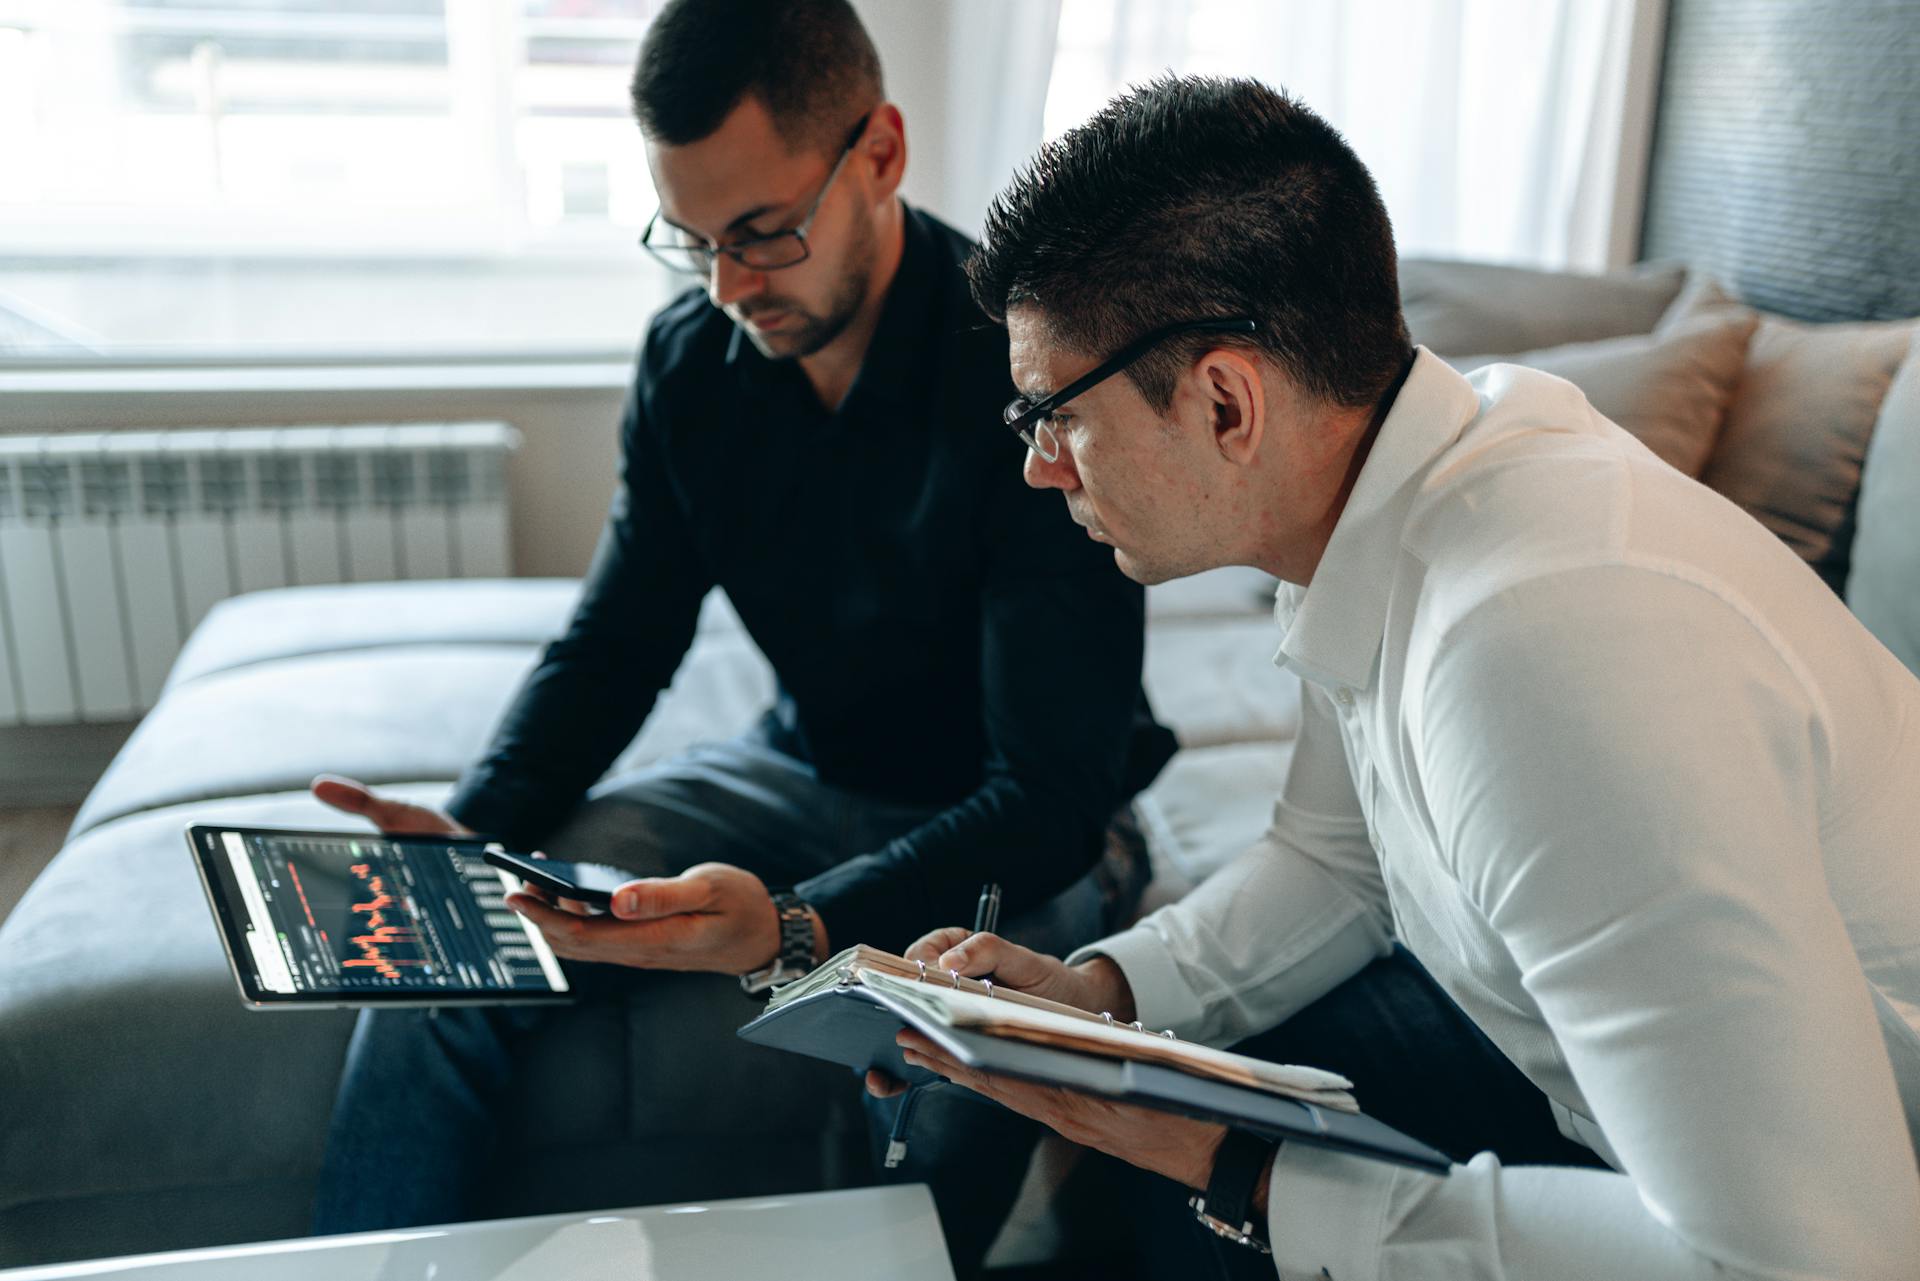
[{"x1": 482, "y1": 849, "x2": 635, "y2": 911}]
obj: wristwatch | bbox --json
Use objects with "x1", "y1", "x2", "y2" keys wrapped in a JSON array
[
  {"x1": 1188, "y1": 1129, "x2": 1277, "y2": 1254},
  {"x1": 739, "y1": 890, "x2": 817, "y2": 995}
]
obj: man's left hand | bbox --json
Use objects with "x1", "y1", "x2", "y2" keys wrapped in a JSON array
[
  {"x1": 507, "y1": 862, "x2": 819, "y2": 975},
  {"x1": 895, "y1": 1029, "x2": 1232, "y2": 1193}
]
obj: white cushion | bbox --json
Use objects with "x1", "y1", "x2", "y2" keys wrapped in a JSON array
[
  {"x1": 1849, "y1": 331, "x2": 1920, "y2": 677},
  {"x1": 1134, "y1": 740, "x2": 1296, "y2": 889}
]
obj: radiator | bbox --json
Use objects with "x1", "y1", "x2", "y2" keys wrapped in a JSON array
[{"x1": 0, "y1": 422, "x2": 518, "y2": 726}]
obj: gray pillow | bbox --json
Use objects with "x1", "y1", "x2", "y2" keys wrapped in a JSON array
[
  {"x1": 1444, "y1": 307, "x2": 1760, "y2": 478},
  {"x1": 1848, "y1": 331, "x2": 1920, "y2": 677},
  {"x1": 1401, "y1": 258, "x2": 1688, "y2": 357}
]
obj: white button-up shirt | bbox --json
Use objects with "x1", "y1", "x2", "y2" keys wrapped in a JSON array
[{"x1": 1080, "y1": 350, "x2": 1920, "y2": 1279}]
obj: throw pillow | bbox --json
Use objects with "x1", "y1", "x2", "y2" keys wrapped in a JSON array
[
  {"x1": 1444, "y1": 307, "x2": 1760, "y2": 477},
  {"x1": 1848, "y1": 330, "x2": 1920, "y2": 677},
  {"x1": 1401, "y1": 258, "x2": 1688, "y2": 357},
  {"x1": 1674, "y1": 296, "x2": 1919, "y2": 591}
]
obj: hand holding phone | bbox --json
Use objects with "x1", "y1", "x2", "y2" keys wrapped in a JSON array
[{"x1": 482, "y1": 849, "x2": 634, "y2": 912}]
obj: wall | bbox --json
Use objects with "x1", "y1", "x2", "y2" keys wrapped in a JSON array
[
  {"x1": 1640, "y1": 0, "x2": 1920, "y2": 321},
  {"x1": 0, "y1": 370, "x2": 627, "y2": 578}
]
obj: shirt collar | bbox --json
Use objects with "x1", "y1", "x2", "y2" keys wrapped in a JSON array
[
  {"x1": 723, "y1": 202, "x2": 940, "y2": 414},
  {"x1": 1273, "y1": 347, "x2": 1482, "y2": 692}
]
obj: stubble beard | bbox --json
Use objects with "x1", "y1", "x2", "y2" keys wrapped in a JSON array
[{"x1": 740, "y1": 206, "x2": 876, "y2": 361}]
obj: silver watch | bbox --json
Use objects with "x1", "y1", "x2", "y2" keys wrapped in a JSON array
[{"x1": 739, "y1": 891, "x2": 816, "y2": 995}]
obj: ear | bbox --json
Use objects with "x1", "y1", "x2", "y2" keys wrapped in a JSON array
[
  {"x1": 1197, "y1": 348, "x2": 1265, "y2": 465},
  {"x1": 861, "y1": 102, "x2": 907, "y2": 202}
]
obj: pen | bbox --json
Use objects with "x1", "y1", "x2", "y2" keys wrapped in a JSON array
[
  {"x1": 888, "y1": 882, "x2": 1001, "y2": 1170},
  {"x1": 973, "y1": 882, "x2": 1002, "y2": 936}
]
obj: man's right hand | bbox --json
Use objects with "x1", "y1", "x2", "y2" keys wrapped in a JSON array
[
  {"x1": 904, "y1": 927, "x2": 1137, "y2": 1021},
  {"x1": 311, "y1": 773, "x2": 471, "y2": 837},
  {"x1": 866, "y1": 926, "x2": 1139, "y2": 1099}
]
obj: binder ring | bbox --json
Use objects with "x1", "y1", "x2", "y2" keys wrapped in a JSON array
[
  {"x1": 981, "y1": 979, "x2": 994, "y2": 1000},
  {"x1": 1130, "y1": 1021, "x2": 1145, "y2": 1033},
  {"x1": 915, "y1": 959, "x2": 927, "y2": 982},
  {"x1": 1161, "y1": 1029, "x2": 1176, "y2": 1039},
  {"x1": 1100, "y1": 1012, "x2": 1115, "y2": 1026},
  {"x1": 947, "y1": 968, "x2": 963, "y2": 988}
]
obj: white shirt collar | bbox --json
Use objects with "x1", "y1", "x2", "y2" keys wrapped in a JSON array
[{"x1": 1273, "y1": 348, "x2": 1482, "y2": 692}]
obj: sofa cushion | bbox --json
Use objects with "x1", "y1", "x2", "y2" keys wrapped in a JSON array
[
  {"x1": 1400, "y1": 258, "x2": 1687, "y2": 357},
  {"x1": 1849, "y1": 331, "x2": 1920, "y2": 676},
  {"x1": 1666, "y1": 280, "x2": 1918, "y2": 590},
  {"x1": 1447, "y1": 307, "x2": 1759, "y2": 477},
  {"x1": 78, "y1": 585, "x2": 776, "y2": 840},
  {"x1": 164, "y1": 579, "x2": 584, "y2": 690},
  {"x1": 1134, "y1": 741, "x2": 1296, "y2": 889}
]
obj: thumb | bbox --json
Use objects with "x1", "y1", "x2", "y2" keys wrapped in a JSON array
[{"x1": 611, "y1": 871, "x2": 715, "y2": 920}]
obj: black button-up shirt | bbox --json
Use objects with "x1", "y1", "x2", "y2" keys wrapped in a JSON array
[{"x1": 448, "y1": 206, "x2": 1173, "y2": 952}]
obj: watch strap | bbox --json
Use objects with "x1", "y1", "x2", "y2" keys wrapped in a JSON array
[
  {"x1": 1189, "y1": 1129, "x2": 1276, "y2": 1253},
  {"x1": 739, "y1": 890, "x2": 816, "y2": 995}
]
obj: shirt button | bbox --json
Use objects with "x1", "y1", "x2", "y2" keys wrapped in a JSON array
[{"x1": 1334, "y1": 688, "x2": 1354, "y2": 707}]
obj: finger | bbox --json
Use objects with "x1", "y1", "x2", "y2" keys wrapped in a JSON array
[
  {"x1": 936, "y1": 932, "x2": 1053, "y2": 985},
  {"x1": 556, "y1": 897, "x2": 596, "y2": 917},
  {"x1": 864, "y1": 1069, "x2": 908, "y2": 1099},
  {"x1": 904, "y1": 927, "x2": 974, "y2": 967},
  {"x1": 515, "y1": 882, "x2": 555, "y2": 908},
  {"x1": 312, "y1": 774, "x2": 454, "y2": 835},
  {"x1": 610, "y1": 872, "x2": 717, "y2": 920},
  {"x1": 898, "y1": 1044, "x2": 982, "y2": 1095},
  {"x1": 311, "y1": 774, "x2": 377, "y2": 815},
  {"x1": 507, "y1": 891, "x2": 590, "y2": 936},
  {"x1": 506, "y1": 894, "x2": 590, "y2": 954}
]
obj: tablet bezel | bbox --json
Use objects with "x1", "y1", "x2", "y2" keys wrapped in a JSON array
[{"x1": 187, "y1": 823, "x2": 576, "y2": 1011}]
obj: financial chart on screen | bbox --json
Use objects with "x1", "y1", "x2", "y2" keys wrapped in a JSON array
[{"x1": 209, "y1": 830, "x2": 569, "y2": 1000}]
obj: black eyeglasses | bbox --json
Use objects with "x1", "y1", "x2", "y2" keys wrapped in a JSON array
[
  {"x1": 1003, "y1": 317, "x2": 1260, "y2": 461},
  {"x1": 639, "y1": 113, "x2": 872, "y2": 276}
]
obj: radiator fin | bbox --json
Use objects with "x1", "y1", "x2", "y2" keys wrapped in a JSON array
[{"x1": 0, "y1": 423, "x2": 519, "y2": 726}]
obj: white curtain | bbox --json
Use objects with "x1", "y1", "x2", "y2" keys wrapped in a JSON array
[
  {"x1": 1041, "y1": 0, "x2": 1667, "y2": 270},
  {"x1": 858, "y1": 0, "x2": 1064, "y2": 238}
]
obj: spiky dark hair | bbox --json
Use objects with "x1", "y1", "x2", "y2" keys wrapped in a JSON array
[{"x1": 968, "y1": 75, "x2": 1410, "y2": 410}]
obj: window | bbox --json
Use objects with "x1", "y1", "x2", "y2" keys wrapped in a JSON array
[
  {"x1": 0, "y1": 0, "x2": 677, "y2": 360},
  {"x1": 1042, "y1": 0, "x2": 1654, "y2": 272}
]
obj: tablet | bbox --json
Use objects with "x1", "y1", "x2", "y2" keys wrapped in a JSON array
[{"x1": 187, "y1": 824, "x2": 573, "y2": 1009}]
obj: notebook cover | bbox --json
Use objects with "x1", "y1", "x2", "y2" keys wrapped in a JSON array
[{"x1": 738, "y1": 985, "x2": 1450, "y2": 1174}]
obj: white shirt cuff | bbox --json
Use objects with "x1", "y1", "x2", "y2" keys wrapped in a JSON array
[
  {"x1": 1064, "y1": 924, "x2": 1201, "y2": 1032},
  {"x1": 1266, "y1": 1141, "x2": 1397, "y2": 1281}
]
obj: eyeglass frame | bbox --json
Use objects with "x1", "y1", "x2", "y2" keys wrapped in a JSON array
[
  {"x1": 1002, "y1": 317, "x2": 1261, "y2": 462},
  {"x1": 638, "y1": 112, "x2": 873, "y2": 276}
]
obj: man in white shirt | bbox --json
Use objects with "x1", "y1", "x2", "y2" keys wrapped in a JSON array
[{"x1": 874, "y1": 75, "x2": 1920, "y2": 1279}]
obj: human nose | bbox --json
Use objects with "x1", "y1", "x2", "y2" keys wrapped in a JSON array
[
  {"x1": 706, "y1": 252, "x2": 765, "y2": 309},
  {"x1": 1023, "y1": 443, "x2": 1079, "y2": 492}
]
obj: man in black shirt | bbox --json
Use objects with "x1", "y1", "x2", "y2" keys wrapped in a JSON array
[{"x1": 307, "y1": 1, "x2": 1171, "y2": 1270}]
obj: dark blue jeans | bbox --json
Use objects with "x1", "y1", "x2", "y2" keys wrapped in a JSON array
[
  {"x1": 311, "y1": 736, "x2": 1105, "y2": 1278},
  {"x1": 1111, "y1": 945, "x2": 1610, "y2": 1280}
]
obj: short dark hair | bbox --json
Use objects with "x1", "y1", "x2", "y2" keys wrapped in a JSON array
[
  {"x1": 968, "y1": 75, "x2": 1411, "y2": 411},
  {"x1": 630, "y1": 0, "x2": 882, "y2": 155}
]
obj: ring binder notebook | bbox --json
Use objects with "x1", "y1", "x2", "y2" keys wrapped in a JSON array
[{"x1": 738, "y1": 944, "x2": 1452, "y2": 1175}]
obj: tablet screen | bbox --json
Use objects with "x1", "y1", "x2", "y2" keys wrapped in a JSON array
[{"x1": 189, "y1": 825, "x2": 571, "y2": 1006}]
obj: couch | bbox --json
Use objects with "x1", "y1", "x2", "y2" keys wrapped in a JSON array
[{"x1": 3, "y1": 260, "x2": 1916, "y2": 1269}]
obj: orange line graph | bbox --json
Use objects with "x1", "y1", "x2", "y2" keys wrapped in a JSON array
[
  {"x1": 343, "y1": 865, "x2": 426, "y2": 981},
  {"x1": 287, "y1": 861, "x2": 318, "y2": 930}
]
